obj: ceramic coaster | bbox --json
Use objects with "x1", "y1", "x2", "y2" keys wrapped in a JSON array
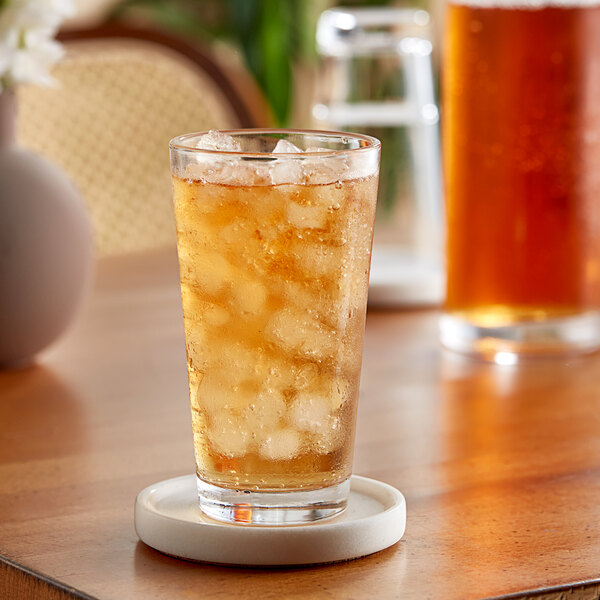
[{"x1": 135, "y1": 474, "x2": 406, "y2": 566}]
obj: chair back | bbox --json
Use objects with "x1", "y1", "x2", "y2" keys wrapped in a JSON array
[{"x1": 17, "y1": 26, "x2": 267, "y2": 256}]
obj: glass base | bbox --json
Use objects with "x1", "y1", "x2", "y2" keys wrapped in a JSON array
[
  {"x1": 440, "y1": 311, "x2": 600, "y2": 363},
  {"x1": 197, "y1": 477, "x2": 350, "y2": 526}
]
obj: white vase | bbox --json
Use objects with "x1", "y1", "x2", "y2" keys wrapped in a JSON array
[{"x1": 0, "y1": 90, "x2": 94, "y2": 367}]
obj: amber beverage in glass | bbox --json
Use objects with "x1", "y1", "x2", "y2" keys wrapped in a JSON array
[
  {"x1": 170, "y1": 130, "x2": 380, "y2": 524},
  {"x1": 442, "y1": 1, "x2": 600, "y2": 360}
]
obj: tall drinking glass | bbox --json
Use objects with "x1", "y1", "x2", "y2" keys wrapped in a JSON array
[
  {"x1": 170, "y1": 130, "x2": 380, "y2": 525},
  {"x1": 441, "y1": 1, "x2": 600, "y2": 361}
]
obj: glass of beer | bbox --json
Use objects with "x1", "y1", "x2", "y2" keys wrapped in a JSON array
[
  {"x1": 441, "y1": 0, "x2": 600, "y2": 361},
  {"x1": 170, "y1": 130, "x2": 380, "y2": 525}
]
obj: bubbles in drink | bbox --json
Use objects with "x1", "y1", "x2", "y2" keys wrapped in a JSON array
[{"x1": 249, "y1": 387, "x2": 287, "y2": 429}]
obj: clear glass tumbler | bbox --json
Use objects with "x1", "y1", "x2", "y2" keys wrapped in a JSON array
[
  {"x1": 441, "y1": 2, "x2": 600, "y2": 362},
  {"x1": 170, "y1": 129, "x2": 380, "y2": 525},
  {"x1": 314, "y1": 7, "x2": 443, "y2": 307}
]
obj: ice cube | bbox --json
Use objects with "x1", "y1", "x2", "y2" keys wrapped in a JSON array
[
  {"x1": 247, "y1": 185, "x2": 285, "y2": 225},
  {"x1": 186, "y1": 131, "x2": 268, "y2": 184},
  {"x1": 299, "y1": 244, "x2": 343, "y2": 279},
  {"x1": 312, "y1": 417, "x2": 343, "y2": 454},
  {"x1": 196, "y1": 130, "x2": 242, "y2": 152},
  {"x1": 302, "y1": 155, "x2": 349, "y2": 185},
  {"x1": 174, "y1": 178, "x2": 225, "y2": 221},
  {"x1": 207, "y1": 159, "x2": 273, "y2": 186},
  {"x1": 271, "y1": 160, "x2": 304, "y2": 185},
  {"x1": 346, "y1": 147, "x2": 379, "y2": 179},
  {"x1": 289, "y1": 392, "x2": 330, "y2": 433},
  {"x1": 277, "y1": 280, "x2": 338, "y2": 330},
  {"x1": 259, "y1": 428, "x2": 302, "y2": 461},
  {"x1": 193, "y1": 251, "x2": 234, "y2": 295},
  {"x1": 265, "y1": 308, "x2": 337, "y2": 359},
  {"x1": 272, "y1": 139, "x2": 303, "y2": 154},
  {"x1": 292, "y1": 362, "x2": 320, "y2": 390},
  {"x1": 231, "y1": 277, "x2": 267, "y2": 315},
  {"x1": 208, "y1": 412, "x2": 251, "y2": 457},
  {"x1": 263, "y1": 355, "x2": 296, "y2": 391},
  {"x1": 269, "y1": 140, "x2": 304, "y2": 184},
  {"x1": 304, "y1": 146, "x2": 378, "y2": 180},
  {"x1": 209, "y1": 160, "x2": 246, "y2": 185},
  {"x1": 243, "y1": 387, "x2": 286, "y2": 433},
  {"x1": 215, "y1": 342, "x2": 264, "y2": 386},
  {"x1": 286, "y1": 201, "x2": 328, "y2": 229},
  {"x1": 194, "y1": 372, "x2": 235, "y2": 415},
  {"x1": 220, "y1": 220, "x2": 269, "y2": 275},
  {"x1": 220, "y1": 220, "x2": 254, "y2": 246},
  {"x1": 176, "y1": 237, "x2": 211, "y2": 277},
  {"x1": 263, "y1": 360, "x2": 318, "y2": 395},
  {"x1": 278, "y1": 280, "x2": 313, "y2": 310},
  {"x1": 203, "y1": 303, "x2": 230, "y2": 327}
]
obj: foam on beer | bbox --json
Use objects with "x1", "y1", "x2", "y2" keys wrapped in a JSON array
[{"x1": 178, "y1": 130, "x2": 378, "y2": 186}]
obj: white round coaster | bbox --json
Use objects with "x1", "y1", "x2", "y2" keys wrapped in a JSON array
[{"x1": 135, "y1": 474, "x2": 406, "y2": 566}]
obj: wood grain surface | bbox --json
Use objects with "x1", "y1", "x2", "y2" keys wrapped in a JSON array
[{"x1": 1, "y1": 249, "x2": 599, "y2": 600}]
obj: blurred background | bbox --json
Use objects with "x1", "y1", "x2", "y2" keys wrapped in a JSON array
[
  {"x1": 15, "y1": 0, "x2": 445, "y2": 305},
  {"x1": 68, "y1": 0, "x2": 444, "y2": 129}
]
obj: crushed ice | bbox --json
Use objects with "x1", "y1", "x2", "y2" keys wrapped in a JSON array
[
  {"x1": 272, "y1": 139, "x2": 302, "y2": 154},
  {"x1": 183, "y1": 131, "x2": 375, "y2": 185},
  {"x1": 195, "y1": 129, "x2": 242, "y2": 152}
]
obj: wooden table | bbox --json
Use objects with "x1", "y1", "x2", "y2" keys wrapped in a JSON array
[{"x1": 1, "y1": 248, "x2": 599, "y2": 600}]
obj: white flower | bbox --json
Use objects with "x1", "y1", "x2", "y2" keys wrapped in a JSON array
[{"x1": 0, "y1": 0, "x2": 74, "y2": 90}]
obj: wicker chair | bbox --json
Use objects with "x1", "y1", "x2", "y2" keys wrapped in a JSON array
[{"x1": 16, "y1": 26, "x2": 270, "y2": 256}]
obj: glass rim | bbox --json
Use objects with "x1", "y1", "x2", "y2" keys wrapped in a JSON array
[{"x1": 169, "y1": 128, "x2": 381, "y2": 158}]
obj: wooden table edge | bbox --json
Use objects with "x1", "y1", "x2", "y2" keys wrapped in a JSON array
[
  {"x1": 485, "y1": 580, "x2": 600, "y2": 600},
  {"x1": 0, "y1": 553, "x2": 99, "y2": 600},
  {"x1": 2, "y1": 549, "x2": 599, "y2": 600}
]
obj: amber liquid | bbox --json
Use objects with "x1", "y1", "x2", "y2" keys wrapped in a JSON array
[
  {"x1": 173, "y1": 175, "x2": 378, "y2": 490},
  {"x1": 444, "y1": 4, "x2": 600, "y2": 325}
]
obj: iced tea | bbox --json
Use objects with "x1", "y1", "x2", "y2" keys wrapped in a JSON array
[{"x1": 170, "y1": 130, "x2": 380, "y2": 524}]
